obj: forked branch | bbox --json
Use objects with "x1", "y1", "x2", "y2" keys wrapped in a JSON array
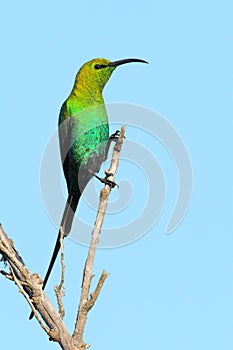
[{"x1": 0, "y1": 126, "x2": 126, "y2": 350}]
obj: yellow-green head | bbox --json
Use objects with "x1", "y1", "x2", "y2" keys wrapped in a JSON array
[{"x1": 72, "y1": 57, "x2": 148, "y2": 97}]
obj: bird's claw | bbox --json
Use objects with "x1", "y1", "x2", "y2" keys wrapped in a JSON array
[
  {"x1": 95, "y1": 173, "x2": 119, "y2": 189},
  {"x1": 109, "y1": 129, "x2": 126, "y2": 142}
]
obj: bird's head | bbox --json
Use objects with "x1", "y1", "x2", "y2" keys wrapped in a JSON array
[{"x1": 75, "y1": 57, "x2": 148, "y2": 93}]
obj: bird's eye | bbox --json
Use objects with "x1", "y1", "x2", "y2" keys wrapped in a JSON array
[{"x1": 94, "y1": 64, "x2": 107, "y2": 70}]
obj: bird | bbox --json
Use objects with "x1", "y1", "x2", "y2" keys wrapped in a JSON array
[{"x1": 29, "y1": 57, "x2": 148, "y2": 319}]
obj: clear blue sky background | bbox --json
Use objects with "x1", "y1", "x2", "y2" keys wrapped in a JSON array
[{"x1": 1, "y1": 1, "x2": 232, "y2": 349}]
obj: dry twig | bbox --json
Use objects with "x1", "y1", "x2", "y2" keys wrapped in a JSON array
[
  {"x1": 0, "y1": 224, "x2": 73, "y2": 349},
  {"x1": 72, "y1": 126, "x2": 126, "y2": 348},
  {"x1": 55, "y1": 227, "x2": 66, "y2": 319},
  {"x1": 0, "y1": 125, "x2": 126, "y2": 350}
]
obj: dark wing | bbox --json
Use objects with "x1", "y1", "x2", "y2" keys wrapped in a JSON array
[{"x1": 58, "y1": 101, "x2": 72, "y2": 192}]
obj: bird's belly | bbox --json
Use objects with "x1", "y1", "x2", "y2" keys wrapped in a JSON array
[
  {"x1": 70, "y1": 123, "x2": 109, "y2": 170},
  {"x1": 68, "y1": 123, "x2": 109, "y2": 193}
]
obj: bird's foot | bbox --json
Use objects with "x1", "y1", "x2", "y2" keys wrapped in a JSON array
[
  {"x1": 103, "y1": 130, "x2": 126, "y2": 162},
  {"x1": 94, "y1": 172, "x2": 118, "y2": 189},
  {"x1": 109, "y1": 129, "x2": 126, "y2": 142}
]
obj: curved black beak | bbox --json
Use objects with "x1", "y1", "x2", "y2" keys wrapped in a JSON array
[{"x1": 108, "y1": 58, "x2": 148, "y2": 67}]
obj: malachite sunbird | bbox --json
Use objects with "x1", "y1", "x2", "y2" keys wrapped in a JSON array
[{"x1": 29, "y1": 57, "x2": 148, "y2": 319}]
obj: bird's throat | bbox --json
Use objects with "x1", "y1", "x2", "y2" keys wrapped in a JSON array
[{"x1": 71, "y1": 82, "x2": 104, "y2": 107}]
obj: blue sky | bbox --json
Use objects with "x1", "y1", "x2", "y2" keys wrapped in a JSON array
[{"x1": 0, "y1": 1, "x2": 233, "y2": 349}]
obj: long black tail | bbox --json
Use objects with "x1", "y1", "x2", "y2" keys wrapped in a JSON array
[{"x1": 29, "y1": 193, "x2": 80, "y2": 320}]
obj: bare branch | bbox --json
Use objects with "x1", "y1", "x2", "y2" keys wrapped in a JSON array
[
  {"x1": 8, "y1": 264, "x2": 51, "y2": 337},
  {"x1": 88, "y1": 270, "x2": 109, "y2": 309},
  {"x1": 72, "y1": 126, "x2": 126, "y2": 348},
  {"x1": 0, "y1": 225, "x2": 75, "y2": 349},
  {"x1": 0, "y1": 125, "x2": 126, "y2": 350},
  {"x1": 55, "y1": 227, "x2": 66, "y2": 319}
]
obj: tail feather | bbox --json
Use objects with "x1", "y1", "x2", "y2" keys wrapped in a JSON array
[
  {"x1": 29, "y1": 192, "x2": 80, "y2": 320},
  {"x1": 61, "y1": 193, "x2": 80, "y2": 237}
]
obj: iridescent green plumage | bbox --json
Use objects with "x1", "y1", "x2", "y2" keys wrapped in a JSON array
[
  {"x1": 59, "y1": 58, "x2": 115, "y2": 198},
  {"x1": 29, "y1": 57, "x2": 147, "y2": 319}
]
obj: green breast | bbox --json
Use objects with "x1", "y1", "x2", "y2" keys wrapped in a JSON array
[
  {"x1": 69, "y1": 103, "x2": 109, "y2": 166},
  {"x1": 58, "y1": 92, "x2": 109, "y2": 193}
]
